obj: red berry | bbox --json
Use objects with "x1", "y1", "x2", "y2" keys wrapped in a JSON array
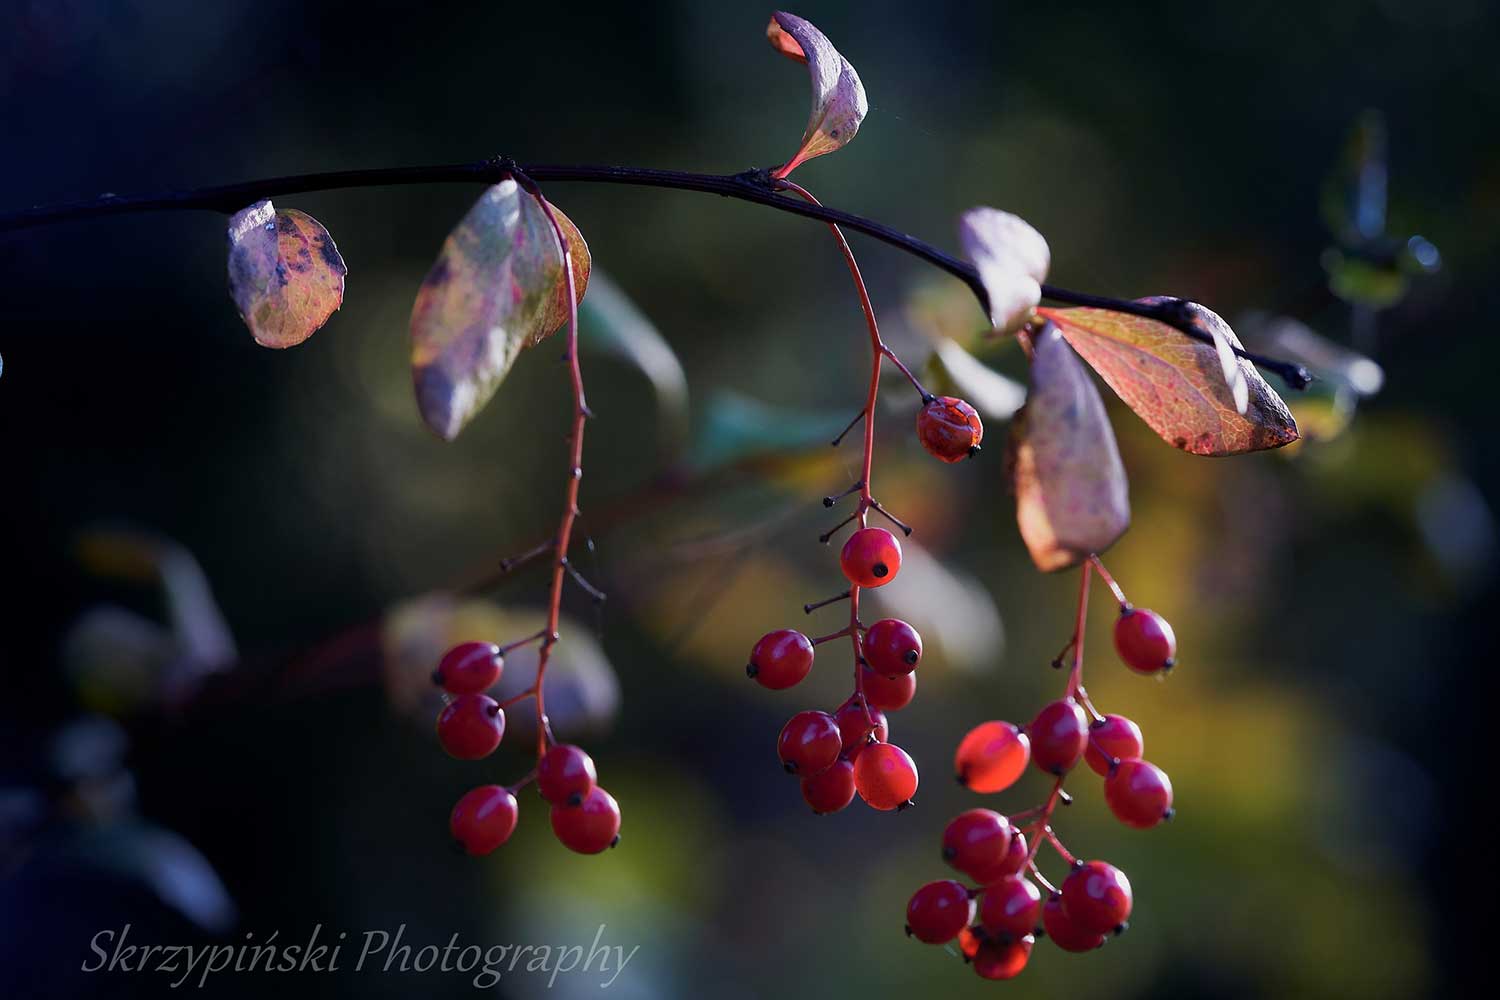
[
  {"x1": 1029, "y1": 699, "x2": 1088, "y2": 775},
  {"x1": 436, "y1": 694, "x2": 505, "y2": 760},
  {"x1": 748, "y1": 629, "x2": 814, "y2": 690},
  {"x1": 954, "y1": 721, "x2": 1030, "y2": 792},
  {"x1": 863, "y1": 619, "x2": 923, "y2": 677},
  {"x1": 1114, "y1": 608, "x2": 1177, "y2": 674},
  {"x1": 1042, "y1": 893, "x2": 1105, "y2": 952},
  {"x1": 972, "y1": 935, "x2": 1032, "y2": 980},
  {"x1": 917, "y1": 396, "x2": 984, "y2": 464},
  {"x1": 854, "y1": 742, "x2": 918, "y2": 810},
  {"x1": 1061, "y1": 861, "x2": 1132, "y2": 934},
  {"x1": 833, "y1": 699, "x2": 888, "y2": 760},
  {"x1": 905, "y1": 879, "x2": 974, "y2": 944},
  {"x1": 979, "y1": 876, "x2": 1042, "y2": 939},
  {"x1": 550, "y1": 785, "x2": 621, "y2": 854},
  {"x1": 449, "y1": 785, "x2": 519, "y2": 856},
  {"x1": 434, "y1": 642, "x2": 503, "y2": 695},
  {"x1": 1085, "y1": 714, "x2": 1144, "y2": 777},
  {"x1": 801, "y1": 758, "x2": 856, "y2": 814},
  {"x1": 994, "y1": 829, "x2": 1029, "y2": 880},
  {"x1": 942, "y1": 809, "x2": 1014, "y2": 883},
  {"x1": 536, "y1": 744, "x2": 597, "y2": 806},
  {"x1": 1104, "y1": 758, "x2": 1174, "y2": 829},
  {"x1": 840, "y1": 527, "x2": 902, "y2": 588},
  {"x1": 861, "y1": 664, "x2": 916, "y2": 711},
  {"x1": 956, "y1": 926, "x2": 983, "y2": 961},
  {"x1": 778, "y1": 710, "x2": 842, "y2": 775}
]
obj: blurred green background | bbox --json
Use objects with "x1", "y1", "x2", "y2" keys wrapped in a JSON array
[{"x1": 2, "y1": 1, "x2": 1496, "y2": 997}]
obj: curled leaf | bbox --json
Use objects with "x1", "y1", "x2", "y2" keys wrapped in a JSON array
[
  {"x1": 1041, "y1": 299, "x2": 1298, "y2": 456},
  {"x1": 227, "y1": 200, "x2": 346, "y2": 348},
  {"x1": 1008, "y1": 325, "x2": 1129, "y2": 572},
  {"x1": 767, "y1": 11, "x2": 867, "y2": 177},
  {"x1": 958, "y1": 208, "x2": 1050, "y2": 335},
  {"x1": 409, "y1": 181, "x2": 590, "y2": 440},
  {"x1": 927, "y1": 338, "x2": 1027, "y2": 422}
]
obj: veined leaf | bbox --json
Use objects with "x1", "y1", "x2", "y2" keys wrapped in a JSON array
[
  {"x1": 957, "y1": 208, "x2": 1050, "y2": 335},
  {"x1": 1008, "y1": 325, "x2": 1129, "y2": 572},
  {"x1": 227, "y1": 200, "x2": 346, "y2": 348},
  {"x1": 766, "y1": 11, "x2": 867, "y2": 177},
  {"x1": 409, "y1": 180, "x2": 590, "y2": 440},
  {"x1": 1040, "y1": 299, "x2": 1298, "y2": 457}
]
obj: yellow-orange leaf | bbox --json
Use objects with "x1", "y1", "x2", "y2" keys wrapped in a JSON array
[
  {"x1": 227, "y1": 201, "x2": 346, "y2": 348},
  {"x1": 1009, "y1": 325, "x2": 1130, "y2": 572},
  {"x1": 1041, "y1": 299, "x2": 1298, "y2": 457},
  {"x1": 409, "y1": 181, "x2": 590, "y2": 440}
]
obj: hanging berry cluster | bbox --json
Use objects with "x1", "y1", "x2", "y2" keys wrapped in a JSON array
[{"x1": 904, "y1": 556, "x2": 1177, "y2": 980}]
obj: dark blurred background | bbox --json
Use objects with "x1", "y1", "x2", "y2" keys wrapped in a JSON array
[{"x1": 2, "y1": 1, "x2": 1496, "y2": 997}]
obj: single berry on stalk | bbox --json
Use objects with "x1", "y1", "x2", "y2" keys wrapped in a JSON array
[
  {"x1": 972, "y1": 935, "x2": 1032, "y2": 980},
  {"x1": 854, "y1": 742, "x2": 919, "y2": 810},
  {"x1": 778, "y1": 710, "x2": 842, "y2": 775},
  {"x1": 1029, "y1": 699, "x2": 1089, "y2": 775},
  {"x1": 550, "y1": 785, "x2": 621, "y2": 854},
  {"x1": 449, "y1": 785, "x2": 519, "y2": 856},
  {"x1": 1061, "y1": 860, "x2": 1133, "y2": 935},
  {"x1": 801, "y1": 758, "x2": 857, "y2": 814},
  {"x1": 863, "y1": 618, "x2": 923, "y2": 677},
  {"x1": 905, "y1": 879, "x2": 974, "y2": 944},
  {"x1": 954, "y1": 721, "x2": 1030, "y2": 792},
  {"x1": 979, "y1": 875, "x2": 1042, "y2": 939},
  {"x1": 1085, "y1": 714, "x2": 1144, "y2": 776},
  {"x1": 942, "y1": 809, "x2": 1014, "y2": 883},
  {"x1": 1104, "y1": 758, "x2": 1174, "y2": 829},
  {"x1": 748, "y1": 629, "x2": 815, "y2": 690},
  {"x1": 917, "y1": 395, "x2": 984, "y2": 463},
  {"x1": 840, "y1": 527, "x2": 902, "y2": 588},
  {"x1": 1042, "y1": 893, "x2": 1106, "y2": 952},
  {"x1": 861, "y1": 664, "x2": 916, "y2": 711},
  {"x1": 436, "y1": 694, "x2": 505, "y2": 760},
  {"x1": 833, "y1": 699, "x2": 888, "y2": 759},
  {"x1": 434, "y1": 641, "x2": 503, "y2": 695},
  {"x1": 1114, "y1": 607, "x2": 1177, "y2": 674},
  {"x1": 536, "y1": 744, "x2": 597, "y2": 806}
]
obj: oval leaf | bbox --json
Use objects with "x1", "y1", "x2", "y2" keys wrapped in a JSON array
[
  {"x1": 1040, "y1": 299, "x2": 1298, "y2": 456},
  {"x1": 1008, "y1": 324, "x2": 1130, "y2": 572},
  {"x1": 767, "y1": 11, "x2": 867, "y2": 177},
  {"x1": 958, "y1": 207, "x2": 1050, "y2": 335},
  {"x1": 227, "y1": 200, "x2": 346, "y2": 348},
  {"x1": 409, "y1": 181, "x2": 590, "y2": 440}
]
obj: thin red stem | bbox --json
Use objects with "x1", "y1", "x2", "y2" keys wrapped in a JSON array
[{"x1": 1088, "y1": 554, "x2": 1129, "y2": 608}]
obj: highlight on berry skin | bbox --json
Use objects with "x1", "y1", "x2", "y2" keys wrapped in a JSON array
[
  {"x1": 1114, "y1": 607, "x2": 1178, "y2": 674},
  {"x1": 433, "y1": 641, "x2": 503, "y2": 695},
  {"x1": 840, "y1": 526, "x2": 903, "y2": 588},
  {"x1": 917, "y1": 395, "x2": 984, "y2": 463},
  {"x1": 747, "y1": 628, "x2": 815, "y2": 689},
  {"x1": 954, "y1": 721, "x2": 1030, "y2": 793}
]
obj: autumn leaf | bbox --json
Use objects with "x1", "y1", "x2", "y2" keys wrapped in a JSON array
[
  {"x1": 409, "y1": 180, "x2": 590, "y2": 440},
  {"x1": 1008, "y1": 324, "x2": 1130, "y2": 572},
  {"x1": 226, "y1": 200, "x2": 346, "y2": 348},
  {"x1": 1040, "y1": 298, "x2": 1298, "y2": 456},
  {"x1": 766, "y1": 11, "x2": 868, "y2": 177},
  {"x1": 958, "y1": 208, "x2": 1050, "y2": 335}
]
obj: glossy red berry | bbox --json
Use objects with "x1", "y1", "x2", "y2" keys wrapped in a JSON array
[
  {"x1": 994, "y1": 829, "x2": 1030, "y2": 880},
  {"x1": 942, "y1": 809, "x2": 1014, "y2": 883},
  {"x1": 1085, "y1": 714, "x2": 1144, "y2": 777},
  {"x1": 449, "y1": 785, "x2": 519, "y2": 856},
  {"x1": 801, "y1": 758, "x2": 856, "y2": 814},
  {"x1": 861, "y1": 664, "x2": 916, "y2": 711},
  {"x1": 956, "y1": 926, "x2": 983, "y2": 961},
  {"x1": 1029, "y1": 699, "x2": 1088, "y2": 775},
  {"x1": 979, "y1": 876, "x2": 1042, "y2": 939},
  {"x1": 833, "y1": 699, "x2": 888, "y2": 760},
  {"x1": 863, "y1": 618, "x2": 923, "y2": 677},
  {"x1": 436, "y1": 694, "x2": 505, "y2": 760},
  {"x1": 1114, "y1": 607, "x2": 1177, "y2": 674},
  {"x1": 854, "y1": 742, "x2": 918, "y2": 810},
  {"x1": 549, "y1": 785, "x2": 621, "y2": 854},
  {"x1": 840, "y1": 527, "x2": 902, "y2": 588},
  {"x1": 747, "y1": 629, "x2": 814, "y2": 690},
  {"x1": 433, "y1": 641, "x2": 503, "y2": 695},
  {"x1": 917, "y1": 396, "x2": 984, "y2": 463},
  {"x1": 778, "y1": 710, "x2": 842, "y2": 775},
  {"x1": 536, "y1": 744, "x2": 597, "y2": 806},
  {"x1": 1061, "y1": 861, "x2": 1132, "y2": 935},
  {"x1": 954, "y1": 721, "x2": 1030, "y2": 792},
  {"x1": 972, "y1": 935, "x2": 1032, "y2": 980},
  {"x1": 905, "y1": 879, "x2": 974, "y2": 944},
  {"x1": 1105, "y1": 758, "x2": 1174, "y2": 829},
  {"x1": 1042, "y1": 893, "x2": 1105, "y2": 952}
]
